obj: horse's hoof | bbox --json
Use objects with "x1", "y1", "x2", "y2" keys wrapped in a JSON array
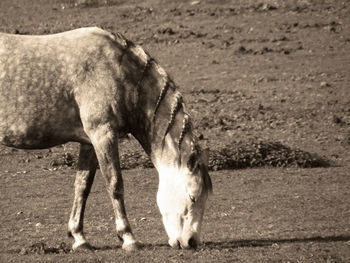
[
  {"x1": 73, "y1": 242, "x2": 93, "y2": 252},
  {"x1": 122, "y1": 241, "x2": 141, "y2": 251}
]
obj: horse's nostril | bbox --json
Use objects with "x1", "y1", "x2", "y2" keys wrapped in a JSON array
[
  {"x1": 177, "y1": 240, "x2": 181, "y2": 249},
  {"x1": 188, "y1": 236, "x2": 197, "y2": 249}
]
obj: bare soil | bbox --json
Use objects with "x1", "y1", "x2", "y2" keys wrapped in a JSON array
[{"x1": 1, "y1": 0, "x2": 350, "y2": 262}]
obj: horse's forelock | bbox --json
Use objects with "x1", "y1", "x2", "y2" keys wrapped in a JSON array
[{"x1": 187, "y1": 147, "x2": 213, "y2": 194}]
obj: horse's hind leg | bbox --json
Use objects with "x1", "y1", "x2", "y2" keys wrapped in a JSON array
[{"x1": 68, "y1": 143, "x2": 98, "y2": 250}]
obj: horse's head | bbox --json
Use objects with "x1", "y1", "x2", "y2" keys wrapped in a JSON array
[
  {"x1": 155, "y1": 146, "x2": 212, "y2": 249},
  {"x1": 120, "y1": 41, "x2": 213, "y2": 249}
]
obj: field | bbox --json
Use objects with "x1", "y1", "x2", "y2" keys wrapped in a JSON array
[{"x1": 1, "y1": 0, "x2": 350, "y2": 262}]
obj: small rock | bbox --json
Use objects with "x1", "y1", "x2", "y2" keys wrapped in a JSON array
[
  {"x1": 320, "y1": 81, "x2": 331, "y2": 88},
  {"x1": 191, "y1": 0, "x2": 201, "y2": 5},
  {"x1": 333, "y1": 115, "x2": 343, "y2": 124},
  {"x1": 19, "y1": 248, "x2": 27, "y2": 255},
  {"x1": 158, "y1": 27, "x2": 176, "y2": 35},
  {"x1": 236, "y1": 45, "x2": 253, "y2": 54},
  {"x1": 262, "y1": 4, "x2": 277, "y2": 11},
  {"x1": 271, "y1": 243, "x2": 280, "y2": 248},
  {"x1": 34, "y1": 154, "x2": 43, "y2": 159},
  {"x1": 204, "y1": 42, "x2": 215, "y2": 48},
  {"x1": 50, "y1": 160, "x2": 58, "y2": 166}
]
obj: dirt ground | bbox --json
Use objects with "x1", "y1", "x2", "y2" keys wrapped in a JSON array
[{"x1": 0, "y1": 0, "x2": 350, "y2": 262}]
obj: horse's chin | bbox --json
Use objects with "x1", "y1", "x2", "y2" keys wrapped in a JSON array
[{"x1": 168, "y1": 238, "x2": 181, "y2": 249}]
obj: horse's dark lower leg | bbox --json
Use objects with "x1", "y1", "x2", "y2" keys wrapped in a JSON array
[
  {"x1": 68, "y1": 143, "x2": 97, "y2": 250},
  {"x1": 90, "y1": 127, "x2": 139, "y2": 251}
]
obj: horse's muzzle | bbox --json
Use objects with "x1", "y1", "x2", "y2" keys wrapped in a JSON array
[{"x1": 169, "y1": 235, "x2": 198, "y2": 250}]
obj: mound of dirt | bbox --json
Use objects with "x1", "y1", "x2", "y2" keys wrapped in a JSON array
[
  {"x1": 120, "y1": 140, "x2": 331, "y2": 170},
  {"x1": 49, "y1": 141, "x2": 331, "y2": 171},
  {"x1": 209, "y1": 141, "x2": 331, "y2": 171},
  {"x1": 119, "y1": 151, "x2": 154, "y2": 169}
]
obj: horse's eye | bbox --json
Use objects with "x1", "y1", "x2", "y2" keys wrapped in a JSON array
[{"x1": 189, "y1": 195, "x2": 196, "y2": 204}]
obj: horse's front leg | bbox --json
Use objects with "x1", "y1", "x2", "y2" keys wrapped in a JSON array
[
  {"x1": 90, "y1": 126, "x2": 139, "y2": 251},
  {"x1": 68, "y1": 143, "x2": 98, "y2": 250}
]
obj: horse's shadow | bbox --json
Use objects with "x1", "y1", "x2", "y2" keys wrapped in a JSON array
[
  {"x1": 91, "y1": 243, "x2": 169, "y2": 251},
  {"x1": 92, "y1": 234, "x2": 350, "y2": 251},
  {"x1": 18, "y1": 235, "x2": 348, "y2": 254},
  {"x1": 203, "y1": 235, "x2": 350, "y2": 249}
]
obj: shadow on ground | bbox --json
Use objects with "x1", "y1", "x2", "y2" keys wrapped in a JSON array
[
  {"x1": 12, "y1": 235, "x2": 350, "y2": 255},
  {"x1": 204, "y1": 235, "x2": 350, "y2": 249}
]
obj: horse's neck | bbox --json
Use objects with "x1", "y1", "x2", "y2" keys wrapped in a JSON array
[
  {"x1": 131, "y1": 78, "x2": 192, "y2": 169},
  {"x1": 131, "y1": 91, "x2": 182, "y2": 162},
  {"x1": 120, "y1": 45, "x2": 194, "y2": 169}
]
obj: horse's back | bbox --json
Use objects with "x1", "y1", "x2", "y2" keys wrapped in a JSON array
[{"x1": 0, "y1": 27, "x2": 118, "y2": 149}]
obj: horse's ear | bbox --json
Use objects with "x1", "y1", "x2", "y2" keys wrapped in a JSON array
[
  {"x1": 200, "y1": 148, "x2": 209, "y2": 165},
  {"x1": 187, "y1": 152, "x2": 199, "y2": 172}
]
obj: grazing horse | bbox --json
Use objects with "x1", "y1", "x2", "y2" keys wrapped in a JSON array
[{"x1": 0, "y1": 27, "x2": 212, "y2": 251}]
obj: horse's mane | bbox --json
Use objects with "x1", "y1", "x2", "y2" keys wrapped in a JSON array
[{"x1": 112, "y1": 31, "x2": 193, "y2": 156}]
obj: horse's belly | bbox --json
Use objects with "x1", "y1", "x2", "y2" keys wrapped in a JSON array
[
  {"x1": 0, "y1": 113, "x2": 88, "y2": 149},
  {"x1": 0, "y1": 98, "x2": 89, "y2": 149},
  {"x1": 0, "y1": 122, "x2": 64, "y2": 149}
]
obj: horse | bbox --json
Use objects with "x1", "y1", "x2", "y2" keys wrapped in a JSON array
[{"x1": 0, "y1": 27, "x2": 212, "y2": 251}]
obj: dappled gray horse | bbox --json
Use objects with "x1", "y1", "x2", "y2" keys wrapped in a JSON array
[{"x1": 0, "y1": 27, "x2": 212, "y2": 251}]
